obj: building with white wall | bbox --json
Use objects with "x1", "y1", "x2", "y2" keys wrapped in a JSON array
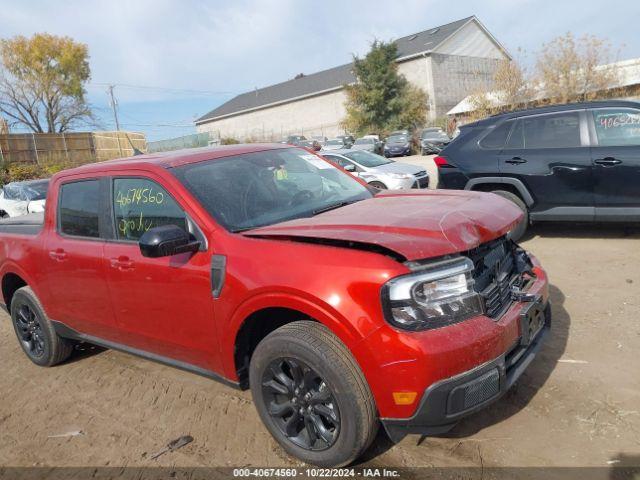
[{"x1": 196, "y1": 16, "x2": 510, "y2": 141}]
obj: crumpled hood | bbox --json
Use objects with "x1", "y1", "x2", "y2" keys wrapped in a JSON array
[{"x1": 243, "y1": 190, "x2": 523, "y2": 261}]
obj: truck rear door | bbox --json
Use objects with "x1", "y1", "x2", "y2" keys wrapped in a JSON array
[
  {"x1": 589, "y1": 106, "x2": 640, "y2": 220},
  {"x1": 43, "y1": 178, "x2": 115, "y2": 337}
]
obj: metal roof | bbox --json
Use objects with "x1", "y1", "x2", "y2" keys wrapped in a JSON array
[{"x1": 196, "y1": 16, "x2": 476, "y2": 124}]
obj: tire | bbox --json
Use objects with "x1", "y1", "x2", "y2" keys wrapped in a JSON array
[
  {"x1": 250, "y1": 321, "x2": 378, "y2": 467},
  {"x1": 10, "y1": 286, "x2": 74, "y2": 367},
  {"x1": 492, "y1": 190, "x2": 529, "y2": 241},
  {"x1": 368, "y1": 181, "x2": 387, "y2": 190}
]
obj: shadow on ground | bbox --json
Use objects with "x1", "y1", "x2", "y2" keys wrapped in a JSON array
[{"x1": 62, "y1": 342, "x2": 107, "y2": 365}]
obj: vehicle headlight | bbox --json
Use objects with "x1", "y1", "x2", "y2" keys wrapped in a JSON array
[
  {"x1": 381, "y1": 257, "x2": 484, "y2": 331},
  {"x1": 388, "y1": 172, "x2": 413, "y2": 179}
]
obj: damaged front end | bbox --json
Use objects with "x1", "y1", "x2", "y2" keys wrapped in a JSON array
[{"x1": 466, "y1": 237, "x2": 539, "y2": 318}]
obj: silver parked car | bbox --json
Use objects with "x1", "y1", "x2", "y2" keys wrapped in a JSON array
[
  {"x1": 322, "y1": 138, "x2": 350, "y2": 151},
  {"x1": 352, "y1": 137, "x2": 384, "y2": 154},
  {"x1": 321, "y1": 149, "x2": 429, "y2": 190}
]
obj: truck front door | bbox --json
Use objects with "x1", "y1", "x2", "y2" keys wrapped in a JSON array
[{"x1": 103, "y1": 176, "x2": 220, "y2": 373}]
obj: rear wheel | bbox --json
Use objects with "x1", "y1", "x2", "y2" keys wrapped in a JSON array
[
  {"x1": 250, "y1": 321, "x2": 378, "y2": 467},
  {"x1": 492, "y1": 190, "x2": 529, "y2": 241},
  {"x1": 368, "y1": 181, "x2": 387, "y2": 189},
  {"x1": 10, "y1": 286, "x2": 74, "y2": 367}
]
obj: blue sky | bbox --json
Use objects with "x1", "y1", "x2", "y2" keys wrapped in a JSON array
[{"x1": 2, "y1": 0, "x2": 639, "y2": 141}]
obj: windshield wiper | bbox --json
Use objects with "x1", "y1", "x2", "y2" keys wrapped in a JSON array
[{"x1": 312, "y1": 201, "x2": 353, "y2": 216}]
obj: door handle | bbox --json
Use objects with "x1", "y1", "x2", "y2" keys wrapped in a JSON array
[
  {"x1": 505, "y1": 157, "x2": 527, "y2": 165},
  {"x1": 48, "y1": 249, "x2": 67, "y2": 261},
  {"x1": 110, "y1": 256, "x2": 134, "y2": 270},
  {"x1": 594, "y1": 157, "x2": 622, "y2": 167}
]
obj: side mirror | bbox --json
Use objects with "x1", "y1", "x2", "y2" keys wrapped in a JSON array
[
  {"x1": 343, "y1": 164, "x2": 356, "y2": 172},
  {"x1": 139, "y1": 224, "x2": 201, "y2": 258}
]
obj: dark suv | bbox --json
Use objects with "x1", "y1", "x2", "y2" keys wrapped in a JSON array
[{"x1": 437, "y1": 101, "x2": 640, "y2": 239}]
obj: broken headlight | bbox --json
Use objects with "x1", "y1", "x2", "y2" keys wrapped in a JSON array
[{"x1": 381, "y1": 257, "x2": 484, "y2": 331}]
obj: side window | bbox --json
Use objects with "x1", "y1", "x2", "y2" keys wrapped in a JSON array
[
  {"x1": 113, "y1": 178, "x2": 187, "y2": 241},
  {"x1": 59, "y1": 180, "x2": 101, "y2": 238},
  {"x1": 522, "y1": 112, "x2": 581, "y2": 149},
  {"x1": 506, "y1": 119, "x2": 524, "y2": 149},
  {"x1": 480, "y1": 121, "x2": 513, "y2": 149},
  {"x1": 592, "y1": 108, "x2": 640, "y2": 146}
]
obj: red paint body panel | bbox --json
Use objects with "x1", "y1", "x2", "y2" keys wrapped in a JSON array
[
  {"x1": 246, "y1": 189, "x2": 524, "y2": 261},
  {"x1": 0, "y1": 145, "x2": 549, "y2": 420}
]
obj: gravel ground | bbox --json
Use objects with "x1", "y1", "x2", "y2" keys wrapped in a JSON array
[{"x1": 0, "y1": 159, "x2": 639, "y2": 470}]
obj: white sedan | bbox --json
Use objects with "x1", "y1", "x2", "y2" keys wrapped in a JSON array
[{"x1": 0, "y1": 179, "x2": 49, "y2": 218}]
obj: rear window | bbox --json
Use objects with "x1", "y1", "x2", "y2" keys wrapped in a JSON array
[
  {"x1": 59, "y1": 180, "x2": 100, "y2": 238},
  {"x1": 592, "y1": 108, "x2": 640, "y2": 146},
  {"x1": 480, "y1": 121, "x2": 513, "y2": 149}
]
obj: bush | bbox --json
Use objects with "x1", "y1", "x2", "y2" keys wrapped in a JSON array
[
  {"x1": 220, "y1": 137, "x2": 240, "y2": 145},
  {"x1": 2, "y1": 163, "x2": 45, "y2": 184},
  {"x1": 42, "y1": 162, "x2": 73, "y2": 176},
  {"x1": 0, "y1": 161, "x2": 75, "y2": 185}
]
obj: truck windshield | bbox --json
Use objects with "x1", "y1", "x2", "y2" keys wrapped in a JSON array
[{"x1": 172, "y1": 148, "x2": 373, "y2": 232}]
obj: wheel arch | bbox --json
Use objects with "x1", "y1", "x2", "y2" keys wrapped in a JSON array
[
  {"x1": 465, "y1": 177, "x2": 534, "y2": 207},
  {"x1": 1, "y1": 271, "x2": 28, "y2": 311},
  {"x1": 227, "y1": 294, "x2": 366, "y2": 389}
]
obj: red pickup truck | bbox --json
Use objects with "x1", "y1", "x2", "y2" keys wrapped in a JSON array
[{"x1": 0, "y1": 144, "x2": 550, "y2": 466}]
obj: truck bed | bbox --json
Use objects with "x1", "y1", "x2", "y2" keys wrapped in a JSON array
[{"x1": 0, "y1": 213, "x2": 44, "y2": 236}]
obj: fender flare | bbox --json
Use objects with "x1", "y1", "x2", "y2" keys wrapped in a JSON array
[
  {"x1": 464, "y1": 177, "x2": 534, "y2": 207},
  {"x1": 0, "y1": 262, "x2": 41, "y2": 309},
  {"x1": 223, "y1": 291, "x2": 370, "y2": 381}
]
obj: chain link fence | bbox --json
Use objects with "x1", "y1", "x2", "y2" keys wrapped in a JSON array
[{"x1": 147, "y1": 132, "x2": 215, "y2": 153}]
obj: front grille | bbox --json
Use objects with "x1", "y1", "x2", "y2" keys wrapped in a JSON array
[
  {"x1": 413, "y1": 176, "x2": 429, "y2": 189},
  {"x1": 468, "y1": 238, "x2": 524, "y2": 319},
  {"x1": 447, "y1": 368, "x2": 500, "y2": 414},
  {"x1": 413, "y1": 170, "x2": 427, "y2": 177}
]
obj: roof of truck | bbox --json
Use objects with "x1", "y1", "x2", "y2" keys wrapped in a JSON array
[{"x1": 58, "y1": 143, "x2": 292, "y2": 177}]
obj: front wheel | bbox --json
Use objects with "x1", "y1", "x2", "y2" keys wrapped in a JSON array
[
  {"x1": 250, "y1": 321, "x2": 378, "y2": 467},
  {"x1": 368, "y1": 181, "x2": 387, "y2": 190},
  {"x1": 492, "y1": 190, "x2": 529, "y2": 241}
]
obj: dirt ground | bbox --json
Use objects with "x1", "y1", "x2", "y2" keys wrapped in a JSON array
[{"x1": 1, "y1": 160, "x2": 639, "y2": 470}]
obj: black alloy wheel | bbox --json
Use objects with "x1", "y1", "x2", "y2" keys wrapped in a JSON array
[
  {"x1": 262, "y1": 357, "x2": 341, "y2": 451},
  {"x1": 14, "y1": 304, "x2": 46, "y2": 358}
]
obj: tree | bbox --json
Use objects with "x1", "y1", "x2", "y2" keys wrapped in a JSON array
[
  {"x1": 468, "y1": 52, "x2": 532, "y2": 120},
  {"x1": 536, "y1": 32, "x2": 619, "y2": 104},
  {"x1": 342, "y1": 41, "x2": 428, "y2": 135},
  {"x1": 0, "y1": 33, "x2": 93, "y2": 133}
]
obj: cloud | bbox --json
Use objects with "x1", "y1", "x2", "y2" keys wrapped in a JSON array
[
  {"x1": 2, "y1": 0, "x2": 637, "y2": 101},
  {"x1": 2, "y1": 0, "x2": 638, "y2": 140}
]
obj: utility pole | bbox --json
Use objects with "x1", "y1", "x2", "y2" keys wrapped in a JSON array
[{"x1": 107, "y1": 85, "x2": 123, "y2": 156}]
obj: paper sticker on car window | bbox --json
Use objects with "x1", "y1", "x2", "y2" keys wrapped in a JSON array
[{"x1": 301, "y1": 154, "x2": 332, "y2": 169}]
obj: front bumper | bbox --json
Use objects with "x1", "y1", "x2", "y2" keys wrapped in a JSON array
[
  {"x1": 381, "y1": 303, "x2": 551, "y2": 442},
  {"x1": 385, "y1": 146, "x2": 411, "y2": 157},
  {"x1": 383, "y1": 174, "x2": 429, "y2": 190}
]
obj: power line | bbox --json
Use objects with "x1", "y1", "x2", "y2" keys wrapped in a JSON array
[{"x1": 89, "y1": 82, "x2": 236, "y2": 96}]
